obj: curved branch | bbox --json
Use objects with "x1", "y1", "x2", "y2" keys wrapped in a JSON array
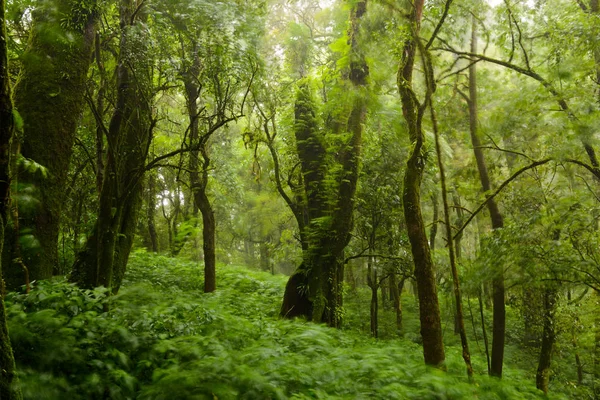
[
  {"x1": 426, "y1": 0, "x2": 454, "y2": 49},
  {"x1": 453, "y1": 158, "x2": 552, "y2": 240}
]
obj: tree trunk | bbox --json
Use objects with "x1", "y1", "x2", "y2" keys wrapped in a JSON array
[
  {"x1": 397, "y1": 0, "x2": 445, "y2": 367},
  {"x1": 479, "y1": 285, "x2": 491, "y2": 375},
  {"x1": 467, "y1": 19, "x2": 505, "y2": 377},
  {"x1": 536, "y1": 286, "x2": 558, "y2": 393},
  {"x1": 0, "y1": 2, "x2": 22, "y2": 393},
  {"x1": 594, "y1": 289, "x2": 600, "y2": 398},
  {"x1": 6, "y1": 0, "x2": 97, "y2": 287},
  {"x1": 194, "y1": 174, "x2": 216, "y2": 293},
  {"x1": 431, "y1": 78, "x2": 473, "y2": 378},
  {"x1": 182, "y1": 44, "x2": 217, "y2": 293},
  {"x1": 390, "y1": 274, "x2": 404, "y2": 332},
  {"x1": 429, "y1": 193, "x2": 438, "y2": 251},
  {"x1": 280, "y1": 1, "x2": 368, "y2": 328},
  {"x1": 70, "y1": 0, "x2": 152, "y2": 291},
  {"x1": 367, "y1": 258, "x2": 378, "y2": 338},
  {"x1": 146, "y1": 173, "x2": 159, "y2": 252}
]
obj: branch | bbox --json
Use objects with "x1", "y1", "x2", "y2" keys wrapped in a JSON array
[
  {"x1": 453, "y1": 158, "x2": 552, "y2": 240},
  {"x1": 426, "y1": 0, "x2": 454, "y2": 49},
  {"x1": 144, "y1": 115, "x2": 239, "y2": 172},
  {"x1": 476, "y1": 145, "x2": 531, "y2": 160},
  {"x1": 344, "y1": 253, "x2": 408, "y2": 264}
]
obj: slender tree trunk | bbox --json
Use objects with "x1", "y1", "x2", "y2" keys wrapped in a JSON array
[
  {"x1": 182, "y1": 45, "x2": 217, "y2": 293},
  {"x1": 146, "y1": 174, "x2": 158, "y2": 252},
  {"x1": 367, "y1": 257, "x2": 378, "y2": 338},
  {"x1": 593, "y1": 289, "x2": 600, "y2": 398},
  {"x1": 94, "y1": 32, "x2": 106, "y2": 196},
  {"x1": 430, "y1": 193, "x2": 439, "y2": 251},
  {"x1": 431, "y1": 83, "x2": 473, "y2": 378},
  {"x1": 0, "y1": 1, "x2": 22, "y2": 393},
  {"x1": 390, "y1": 274, "x2": 404, "y2": 332},
  {"x1": 6, "y1": 0, "x2": 97, "y2": 286},
  {"x1": 397, "y1": 0, "x2": 445, "y2": 367},
  {"x1": 194, "y1": 169, "x2": 216, "y2": 293},
  {"x1": 536, "y1": 286, "x2": 557, "y2": 393},
  {"x1": 467, "y1": 19, "x2": 505, "y2": 377},
  {"x1": 479, "y1": 285, "x2": 491, "y2": 375}
]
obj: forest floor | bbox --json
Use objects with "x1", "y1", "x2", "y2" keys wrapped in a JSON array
[{"x1": 5, "y1": 251, "x2": 571, "y2": 399}]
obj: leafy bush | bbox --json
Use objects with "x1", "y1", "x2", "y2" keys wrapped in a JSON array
[{"x1": 6, "y1": 251, "x2": 564, "y2": 399}]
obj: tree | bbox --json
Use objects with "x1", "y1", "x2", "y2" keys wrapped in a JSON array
[
  {"x1": 70, "y1": 0, "x2": 154, "y2": 292},
  {"x1": 396, "y1": 0, "x2": 445, "y2": 366},
  {"x1": 463, "y1": 18, "x2": 506, "y2": 378},
  {"x1": 0, "y1": 0, "x2": 22, "y2": 395},
  {"x1": 4, "y1": 0, "x2": 98, "y2": 288},
  {"x1": 279, "y1": 0, "x2": 369, "y2": 327}
]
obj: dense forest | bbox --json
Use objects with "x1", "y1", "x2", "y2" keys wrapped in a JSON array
[{"x1": 0, "y1": 0, "x2": 599, "y2": 398}]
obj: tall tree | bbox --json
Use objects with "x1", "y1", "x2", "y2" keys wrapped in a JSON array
[
  {"x1": 4, "y1": 0, "x2": 98, "y2": 288},
  {"x1": 464, "y1": 18, "x2": 506, "y2": 378},
  {"x1": 0, "y1": 0, "x2": 22, "y2": 395},
  {"x1": 280, "y1": 0, "x2": 369, "y2": 327},
  {"x1": 396, "y1": 0, "x2": 445, "y2": 366},
  {"x1": 70, "y1": 0, "x2": 153, "y2": 292}
]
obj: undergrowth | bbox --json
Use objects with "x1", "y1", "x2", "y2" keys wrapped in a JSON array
[{"x1": 5, "y1": 250, "x2": 565, "y2": 399}]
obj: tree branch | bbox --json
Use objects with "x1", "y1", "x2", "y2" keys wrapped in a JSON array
[{"x1": 453, "y1": 158, "x2": 552, "y2": 240}]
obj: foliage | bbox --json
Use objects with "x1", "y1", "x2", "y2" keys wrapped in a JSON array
[{"x1": 6, "y1": 251, "x2": 563, "y2": 399}]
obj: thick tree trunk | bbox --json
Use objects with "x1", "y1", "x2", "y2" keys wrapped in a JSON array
[
  {"x1": 280, "y1": 2, "x2": 367, "y2": 328},
  {"x1": 6, "y1": 0, "x2": 97, "y2": 287},
  {"x1": 397, "y1": 0, "x2": 445, "y2": 367},
  {"x1": 0, "y1": 2, "x2": 22, "y2": 393},
  {"x1": 467, "y1": 20, "x2": 505, "y2": 377},
  {"x1": 70, "y1": 0, "x2": 151, "y2": 291},
  {"x1": 536, "y1": 287, "x2": 557, "y2": 393}
]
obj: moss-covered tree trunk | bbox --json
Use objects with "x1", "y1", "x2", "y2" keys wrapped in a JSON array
[
  {"x1": 536, "y1": 286, "x2": 557, "y2": 393},
  {"x1": 70, "y1": 0, "x2": 152, "y2": 292},
  {"x1": 3, "y1": 0, "x2": 97, "y2": 289},
  {"x1": 397, "y1": 0, "x2": 445, "y2": 367},
  {"x1": 0, "y1": 0, "x2": 22, "y2": 393},
  {"x1": 280, "y1": 2, "x2": 368, "y2": 328},
  {"x1": 466, "y1": 19, "x2": 505, "y2": 377}
]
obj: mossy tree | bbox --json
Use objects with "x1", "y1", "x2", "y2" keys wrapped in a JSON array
[
  {"x1": 395, "y1": 0, "x2": 446, "y2": 366},
  {"x1": 70, "y1": 0, "x2": 154, "y2": 292},
  {"x1": 0, "y1": 0, "x2": 22, "y2": 395},
  {"x1": 3, "y1": 0, "x2": 98, "y2": 289},
  {"x1": 280, "y1": 0, "x2": 369, "y2": 327}
]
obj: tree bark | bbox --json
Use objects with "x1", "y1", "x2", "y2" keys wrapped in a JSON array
[
  {"x1": 467, "y1": 19, "x2": 505, "y2": 377},
  {"x1": 280, "y1": 1, "x2": 368, "y2": 328},
  {"x1": 536, "y1": 286, "x2": 557, "y2": 393},
  {"x1": 367, "y1": 257, "x2": 378, "y2": 338},
  {"x1": 397, "y1": 0, "x2": 445, "y2": 367},
  {"x1": 430, "y1": 76, "x2": 473, "y2": 378},
  {"x1": 182, "y1": 44, "x2": 217, "y2": 293},
  {"x1": 0, "y1": 1, "x2": 22, "y2": 393},
  {"x1": 146, "y1": 173, "x2": 159, "y2": 252},
  {"x1": 5, "y1": 0, "x2": 97, "y2": 287},
  {"x1": 390, "y1": 274, "x2": 404, "y2": 332},
  {"x1": 429, "y1": 193, "x2": 438, "y2": 251},
  {"x1": 70, "y1": 0, "x2": 152, "y2": 292}
]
